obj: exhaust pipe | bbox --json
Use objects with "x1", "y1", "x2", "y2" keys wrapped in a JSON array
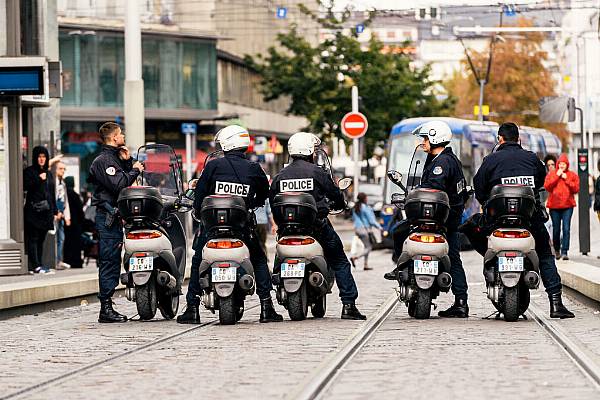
[
  {"x1": 524, "y1": 271, "x2": 540, "y2": 289},
  {"x1": 156, "y1": 271, "x2": 177, "y2": 290},
  {"x1": 308, "y1": 272, "x2": 327, "y2": 294},
  {"x1": 436, "y1": 272, "x2": 452, "y2": 289},
  {"x1": 239, "y1": 274, "x2": 255, "y2": 291}
]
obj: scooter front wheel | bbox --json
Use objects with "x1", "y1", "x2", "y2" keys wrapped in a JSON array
[
  {"x1": 158, "y1": 291, "x2": 179, "y2": 320},
  {"x1": 287, "y1": 282, "x2": 308, "y2": 321},
  {"x1": 136, "y1": 279, "x2": 158, "y2": 320},
  {"x1": 311, "y1": 295, "x2": 326, "y2": 318}
]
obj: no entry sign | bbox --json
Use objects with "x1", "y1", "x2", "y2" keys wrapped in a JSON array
[{"x1": 341, "y1": 112, "x2": 368, "y2": 139}]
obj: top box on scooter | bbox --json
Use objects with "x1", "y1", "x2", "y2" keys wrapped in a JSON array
[
  {"x1": 118, "y1": 186, "x2": 164, "y2": 222},
  {"x1": 486, "y1": 184, "x2": 535, "y2": 221},
  {"x1": 272, "y1": 192, "x2": 318, "y2": 227},
  {"x1": 404, "y1": 188, "x2": 449, "y2": 224},
  {"x1": 201, "y1": 195, "x2": 248, "y2": 232}
]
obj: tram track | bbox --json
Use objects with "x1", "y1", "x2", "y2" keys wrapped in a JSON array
[
  {"x1": 0, "y1": 303, "x2": 260, "y2": 400},
  {"x1": 527, "y1": 301, "x2": 600, "y2": 390},
  {"x1": 288, "y1": 293, "x2": 399, "y2": 400}
]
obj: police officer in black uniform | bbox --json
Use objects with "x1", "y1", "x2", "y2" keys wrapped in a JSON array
[
  {"x1": 384, "y1": 120, "x2": 470, "y2": 318},
  {"x1": 177, "y1": 125, "x2": 283, "y2": 324},
  {"x1": 472, "y1": 122, "x2": 574, "y2": 319},
  {"x1": 269, "y1": 132, "x2": 366, "y2": 320},
  {"x1": 89, "y1": 122, "x2": 144, "y2": 323}
]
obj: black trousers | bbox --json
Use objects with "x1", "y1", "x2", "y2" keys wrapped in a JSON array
[{"x1": 25, "y1": 224, "x2": 48, "y2": 270}]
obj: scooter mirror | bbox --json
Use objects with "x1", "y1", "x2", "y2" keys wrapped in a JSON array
[
  {"x1": 387, "y1": 170, "x2": 403, "y2": 185},
  {"x1": 338, "y1": 178, "x2": 353, "y2": 191}
]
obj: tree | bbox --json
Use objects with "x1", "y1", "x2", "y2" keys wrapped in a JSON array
[
  {"x1": 445, "y1": 17, "x2": 568, "y2": 141},
  {"x1": 245, "y1": 1, "x2": 451, "y2": 151}
]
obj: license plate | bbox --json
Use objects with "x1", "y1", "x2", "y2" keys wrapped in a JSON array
[
  {"x1": 212, "y1": 266, "x2": 237, "y2": 282},
  {"x1": 498, "y1": 256, "x2": 524, "y2": 272},
  {"x1": 414, "y1": 260, "x2": 439, "y2": 275},
  {"x1": 281, "y1": 262, "x2": 305, "y2": 278},
  {"x1": 129, "y1": 256, "x2": 153, "y2": 272}
]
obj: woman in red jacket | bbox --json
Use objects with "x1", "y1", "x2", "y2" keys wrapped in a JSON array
[{"x1": 544, "y1": 154, "x2": 580, "y2": 260}]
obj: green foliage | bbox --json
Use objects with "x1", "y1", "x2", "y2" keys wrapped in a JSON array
[{"x1": 244, "y1": 1, "x2": 450, "y2": 151}]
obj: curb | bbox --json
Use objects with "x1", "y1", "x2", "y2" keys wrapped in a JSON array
[{"x1": 557, "y1": 261, "x2": 600, "y2": 303}]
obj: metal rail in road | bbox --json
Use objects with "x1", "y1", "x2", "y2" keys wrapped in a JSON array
[
  {"x1": 0, "y1": 304, "x2": 260, "y2": 400},
  {"x1": 288, "y1": 293, "x2": 399, "y2": 400},
  {"x1": 527, "y1": 302, "x2": 600, "y2": 390}
]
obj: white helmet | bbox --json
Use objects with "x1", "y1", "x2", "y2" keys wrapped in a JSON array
[
  {"x1": 412, "y1": 120, "x2": 452, "y2": 146},
  {"x1": 215, "y1": 124, "x2": 250, "y2": 152},
  {"x1": 288, "y1": 131, "x2": 321, "y2": 156}
]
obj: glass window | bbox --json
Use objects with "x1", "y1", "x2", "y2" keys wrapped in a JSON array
[
  {"x1": 80, "y1": 34, "x2": 100, "y2": 106},
  {"x1": 159, "y1": 39, "x2": 179, "y2": 109},
  {"x1": 59, "y1": 33, "x2": 76, "y2": 105},
  {"x1": 143, "y1": 38, "x2": 159, "y2": 108},
  {"x1": 98, "y1": 35, "x2": 120, "y2": 106},
  {"x1": 0, "y1": 108, "x2": 9, "y2": 239}
]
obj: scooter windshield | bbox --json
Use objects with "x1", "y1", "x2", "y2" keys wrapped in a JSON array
[{"x1": 137, "y1": 144, "x2": 183, "y2": 198}]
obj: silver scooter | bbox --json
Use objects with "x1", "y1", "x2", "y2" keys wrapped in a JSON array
[
  {"x1": 387, "y1": 170, "x2": 453, "y2": 319},
  {"x1": 482, "y1": 184, "x2": 541, "y2": 322},
  {"x1": 118, "y1": 144, "x2": 193, "y2": 320}
]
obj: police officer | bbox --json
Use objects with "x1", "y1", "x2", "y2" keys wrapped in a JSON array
[
  {"x1": 177, "y1": 125, "x2": 283, "y2": 324},
  {"x1": 473, "y1": 122, "x2": 574, "y2": 319},
  {"x1": 384, "y1": 121, "x2": 470, "y2": 318},
  {"x1": 89, "y1": 122, "x2": 144, "y2": 323},
  {"x1": 269, "y1": 132, "x2": 366, "y2": 320}
]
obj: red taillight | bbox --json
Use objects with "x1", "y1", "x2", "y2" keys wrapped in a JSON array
[
  {"x1": 493, "y1": 230, "x2": 531, "y2": 239},
  {"x1": 126, "y1": 231, "x2": 162, "y2": 240},
  {"x1": 505, "y1": 252, "x2": 518, "y2": 257},
  {"x1": 217, "y1": 262, "x2": 231, "y2": 267},
  {"x1": 278, "y1": 237, "x2": 316, "y2": 246},
  {"x1": 133, "y1": 252, "x2": 148, "y2": 257},
  {"x1": 421, "y1": 256, "x2": 432, "y2": 261},
  {"x1": 409, "y1": 234, "x2": 445, "y2": 244},
  {"x1": 286, "y1": 259, "x2": 299, "y2": 264},
  {"x1": 206, "y1": 240, "x2": 244, "y2": 249}
]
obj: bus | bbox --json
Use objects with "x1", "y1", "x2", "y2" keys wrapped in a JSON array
[{"x1": 379, "y1": 117, "x2": 562, "y2": 248}]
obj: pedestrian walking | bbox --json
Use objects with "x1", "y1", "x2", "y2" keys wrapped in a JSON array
[
  {"x1": 542, "y1": 155, "x2": 557, "y2": 233},
  {"x1": 54, "y1": 161, "x2": 71, "y2": 270},
  {"x1": 255, "y1": 199, "x2": 276, "y2": 256},
  {"x1": 63, "y1": 176, "x2": 85, "y2": 268},
  {"x1": 23, "y1": 146, "x2": 58, "y2": 274},
  {"x1": 544, "y1": 154, "x2": 579, "y2": 261},
  {"x1": 89, "y1": 122, "x2": 144, "y2": 323},
  {"x1": 350, "y1": 192, "x2": 382, "y2": 271}
]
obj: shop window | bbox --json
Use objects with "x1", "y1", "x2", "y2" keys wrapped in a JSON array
[{"x1": 143, "y1": 38, "x2": 160, "y2": 108}]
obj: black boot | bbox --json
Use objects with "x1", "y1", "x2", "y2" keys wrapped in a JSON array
[
  {"x1": 384, "y1": 267, "x2": 400, "y2": 281},
  {"x1": 438, "y1": 298, "x2": 469, "y2": 318},
  {"x1": 341, "y1": 303, "x2": 367, "y2": 320},
  {"x1": 260, "y1": 298, "x2": 283, "y2": 323},
  {"x1": 176, "y1": 304, "x2": 201, "y2": 324},
  {"x1": 98, "y1": 299, "x2": 128, "y2": 323},
  {"x1": 549, "y1": 291, "x2": 575, "y2": 319}
]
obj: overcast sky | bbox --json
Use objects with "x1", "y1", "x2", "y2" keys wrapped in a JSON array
[{"x1": 333, "y1": 0, "x2": 541, "y2": 9}]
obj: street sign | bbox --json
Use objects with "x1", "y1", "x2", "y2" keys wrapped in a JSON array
[
  {"x1": 503, "y1": 4, "x2": 516, "y2": 17},
  {"x1": 276, "y1": 7, "x2": 287, "y2": 19},
  {"x1": 181, "y1": 122, "x2": 197, "y2": 135},
  {"x1": 356, "y1": 24, "x2": 364, "y2": 34},
  {"x1": 341, "y1": 112, "x2": 368, "y2": 139}
]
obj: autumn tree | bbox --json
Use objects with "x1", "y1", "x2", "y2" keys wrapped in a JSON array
[
  {"x1": 245, "y1": 1, "x2": 451, "y2": 151},
  {"x1": 445, "y1": 17, "x2": 568, "y2": 141}
]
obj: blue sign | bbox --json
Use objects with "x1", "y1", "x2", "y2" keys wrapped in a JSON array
[
  {"x1": 356, "y1": 24, "x2": 365, "y2": 34},
  {"x1": 503, "y1": 4, "x2": 516, "y2": 17},
  {"x1": 0, "y1": 67, "x2": 44, "y2": 95},
  {"x1": 276, "y1": 7, "x2": 287, "y2": 19},
  {"x1": 181, "y1": 122, "x2": 197, "y2": 135}
]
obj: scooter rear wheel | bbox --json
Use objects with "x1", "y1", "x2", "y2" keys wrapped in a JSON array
[
  {"x1": 287, "y1": 282, "x2": 308, "y2": 321},
  {"x1": 503, "y1": 285, "x2": 520, "y2": 322},
  {"x1": 311, "y1": 295, "x2": 326, "y2": 318},
  {"x1": 219, "y1": 295, "x2": 237, "y2": 325},
  {"x1": 136, "y1": 279, "x2": 158, "y2": 320},
  {"x1": 412, "y1": 289, "x2": 432, "y2": 320}
]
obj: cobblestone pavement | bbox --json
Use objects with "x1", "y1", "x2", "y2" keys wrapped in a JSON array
[
  {"x1": 321, "y1": 250, "x2": 600, "y2": 400},
  {"x1": 1, "y1": 245, "x2": 600, "y2": 400}
]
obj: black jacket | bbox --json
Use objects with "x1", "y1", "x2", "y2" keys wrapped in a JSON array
[
  {"x1": 474, "y1": 142, "x2": 546, "y2": 205},
  {"x1": 88, "y1": 145, "x2": 140, "y2": 208},
  {"x1": 269, "y1": 158, "x2": 345, "y2": 218},
  {"x1": 420, "y1": 147, "x2": 467, "y2": 227},
  {"x1": 194, "y1": 151, "x2": 269, "y2": 211},
  {"x1": 594, "y1": 176, "x2": 600, "y2": 212},
  {"x1": 23, "y1": 146, "x2": 57, "y2": 229}
]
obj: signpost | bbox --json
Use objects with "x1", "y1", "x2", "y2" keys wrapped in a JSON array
[{"x1": 341, "y1": 86, "x2": 368, "y2": 197}]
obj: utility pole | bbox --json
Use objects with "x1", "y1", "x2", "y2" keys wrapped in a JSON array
[
  {"x1": 124, "y1": 0, "x2": 145, "y2": 151},
  {"x1": 352, "y1": 86, "x2": 360, "y2": 196}
]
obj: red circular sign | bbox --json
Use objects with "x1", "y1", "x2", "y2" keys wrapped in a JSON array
[{"x1": 341, "y1": 112, "x2": 368, "y2": 139}]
